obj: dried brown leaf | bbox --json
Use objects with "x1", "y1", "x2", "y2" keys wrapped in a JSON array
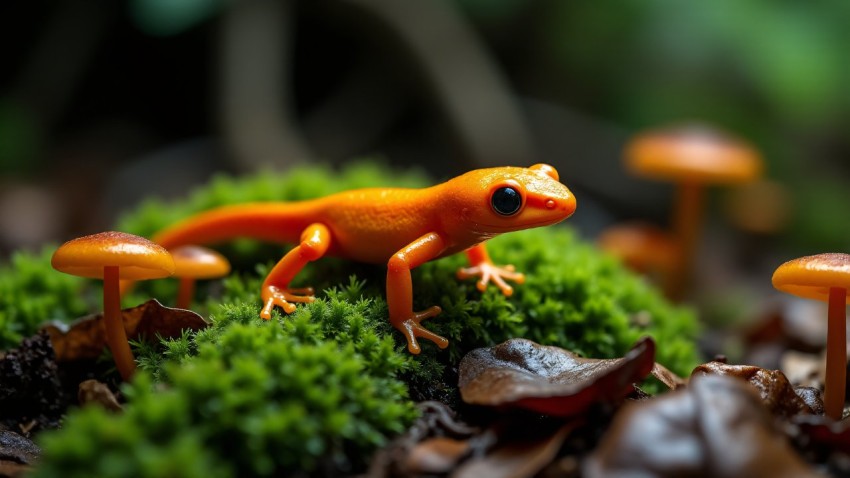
[
  {"x1": 451, "y1": 423, "x2": 576, "y2": 478},
  {"x1": 42, "y1": 299, "x2": 208, "y2": 362},
  {"x1": 652, "y1": 362, "x2": 687, "y2": 390},
  {"x1": 458, "y1": 337, "x2": 655, "y2": 416},
  {"x1": 405, "y1": 437, "x2": 471, "y2": 475},
  {"x1": 584, "y1": 375, "x2": 822, "y2": 478},
  {"x1": 78, "y1": 379, "x2": 122, "y2": 412},
  {"x1": 366, "y1": 402, "x2": 479, "y2": 478}
]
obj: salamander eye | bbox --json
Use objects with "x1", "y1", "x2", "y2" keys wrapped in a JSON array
[{"x1": 491, "y1": 187, "x2": 522, "y2": 216}]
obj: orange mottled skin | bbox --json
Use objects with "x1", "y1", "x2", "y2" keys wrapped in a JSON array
[{"x1": 153, "y1": 164, "x2": 576, "y2": 353}]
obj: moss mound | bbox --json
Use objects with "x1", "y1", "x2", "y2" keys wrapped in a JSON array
[
  {"x1": 6, "y1": 161, "x2": 699, "y2": 477},
  {"x1": 0, "y1": 248, "x2": 91, "y2": 350},
  {"x1": 33, "y1": 317, "x2": 415, "y2": 477}
]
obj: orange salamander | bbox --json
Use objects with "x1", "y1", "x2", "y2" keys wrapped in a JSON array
[{"x1": 153, "y1": 163, "x2": 576, "y2": 353}]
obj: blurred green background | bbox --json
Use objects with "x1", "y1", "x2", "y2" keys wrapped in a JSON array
[{"x1": 1, "y1": 0, "x2": 848, "y2": 264}]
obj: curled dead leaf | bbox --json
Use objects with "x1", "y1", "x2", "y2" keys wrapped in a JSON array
[
  {"x1": 405, "y1": 437, "x2": 471, "y2": 475},
  {"x1": 366, "y1": 401, "x2": 479, "y2": 478},
  {"x1": 458, "y1": 337, "x2": 655, "y2": 416},
  {"x1": 452, "y1": 421, "x2": 577, "y2": 478},
  {"x1": 692, "y1": 361, "x2": 818, "y2": 417},
  {"x1": 584, "y1": 375, "x2": 822, "y2": 478},
  {"x1": 42, "y1": 299, "x2": 208, "y2": 362},
  {"x1": 78, "y1": 379, "x2": 122, "y2": 412},
  {"x1": 652, "y1": 362, "x2": 687, "y2": 390}
]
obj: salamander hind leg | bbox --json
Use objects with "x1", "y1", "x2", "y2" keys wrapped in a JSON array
[{"x1": 259, "y1": 223, "x2": 331, "y2": 319}]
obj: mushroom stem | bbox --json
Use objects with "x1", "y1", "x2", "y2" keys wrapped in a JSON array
[
  {"x1": 177, "y1": 277, "x2": 196, "y2": 309},
  {"x1": 103, "y1": 265, "x2": 136, "y2": 381},
  {"x1": 825, "y1": 286, "x2": 847, "y2": 420},
  {"x1": 669, "y1": 181, "x2": 703, "y2": 299}
]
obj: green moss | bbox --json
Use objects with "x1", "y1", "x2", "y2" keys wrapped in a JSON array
[
  {"x1": 33, "y1": 323, "x2": 415, "y2": 477},
  {"x1": 411, "y1": 227, "x2": 699, "y2": 375},
  {"x1": 0, "y1": 247, "x2": 94, "y2": 350},
  {"x1": 24, "y1": 161, "x2": 698, "y2": 477}
]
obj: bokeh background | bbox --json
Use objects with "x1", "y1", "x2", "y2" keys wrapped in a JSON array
[{"x1": 2, "y1": 0, "x2": 849, "y2": 329}]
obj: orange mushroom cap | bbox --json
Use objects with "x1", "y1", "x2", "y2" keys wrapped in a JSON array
[
  {"x1": 772, "y1": 253, "x2": 850, "y2": 303},
  {"x1": 170, "y1": 245, "x2": 231, "y2": 279},
  {"x1": 625, "y1": 124, "x2": 762, "y2": 184},
  {"x1": 52, "y1": 231, "x2": 175, "y2": 280}
]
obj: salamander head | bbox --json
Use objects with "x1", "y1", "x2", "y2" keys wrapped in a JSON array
[{"x1": 442, "y1": 163, "x2": 577, "y2": 235}]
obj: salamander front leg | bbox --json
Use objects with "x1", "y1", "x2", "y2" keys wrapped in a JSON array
[
  {"x1": 457, "y1": 243, "x2": 525, "y2": 296},
  {"x1": 260, "y1": 223, "x2": 331, "y2": 319},
  {"x1": 387, "y1": 232, "x2": 449, "y2": 354}
]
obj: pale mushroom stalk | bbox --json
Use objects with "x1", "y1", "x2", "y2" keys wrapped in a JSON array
[
  {"x1": 826, "y1": 286, "x2": 847, "y2": 419},
  {"x1": 103, "y1": 265, "x2": 136, "y2": 380}
]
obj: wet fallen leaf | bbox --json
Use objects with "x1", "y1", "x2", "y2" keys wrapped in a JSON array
[
  {"x1": 458, "y1": 337, "x2": 655, "y2": 416},
  {"x1": 794, "y1": 387, "x2": 825, "y2": 416},
  {"x1": 584, "y1": 375, "x2": 821, "y2": 478},
  {"x1": 42, "y1": 299, "x2": 208, "y2": 361},
  {"x1": 692, "y1": 361, "x2": 818, "y2": 417}
]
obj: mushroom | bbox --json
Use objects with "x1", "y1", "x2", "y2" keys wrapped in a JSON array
[
  {"x1": 625, "y1": 124, "x2": 762, "y2": 298},
  {"x1": 597, "y1": 222, "x2": 679, "y2": 289},
  {"x1": 52, "y1": 231, "x2": 174, "y2": 380},
  {"x1": 169, "y1": 245, "x2": 231, "y2": 309},
  {"x1": 772, "y1": 253, "x2": 850, "y2": 419}
]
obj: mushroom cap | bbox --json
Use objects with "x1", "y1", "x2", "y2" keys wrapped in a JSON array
[
  {"x1": 597, "y1": 222, "x2": 679, "y2": 273},
  {"x1": 52, "y1": 231, "x2": 175, "y2": 280},
  {"x1": 170, "y1": 245, "x2": 231, "y2": 279},
  {"x1": 772, "y1": 253, "x2": 850, "y2": 303},
  {"x1": 625, "y1": 124, "x2": 763, "y2": 184}
]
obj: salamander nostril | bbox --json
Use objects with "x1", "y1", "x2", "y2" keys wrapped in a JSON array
[{"x1": 545, "y1": 199, "x2": 556, "y2": 210}]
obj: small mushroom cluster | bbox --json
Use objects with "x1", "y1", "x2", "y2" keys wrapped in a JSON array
[
  {"x1": 600, "y1": 124, "x2": 763, "y2": 299},
  {"x1": 51, "y1": 232, "x2": 229, "y2": 381},
  {"x1": 600, "y1": 122, "x2": 850, "y2": 421}
]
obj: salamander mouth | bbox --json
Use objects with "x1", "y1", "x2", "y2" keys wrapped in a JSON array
[{"x1": 479, "y1": 216, "x2": 567, "y2": 232}]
